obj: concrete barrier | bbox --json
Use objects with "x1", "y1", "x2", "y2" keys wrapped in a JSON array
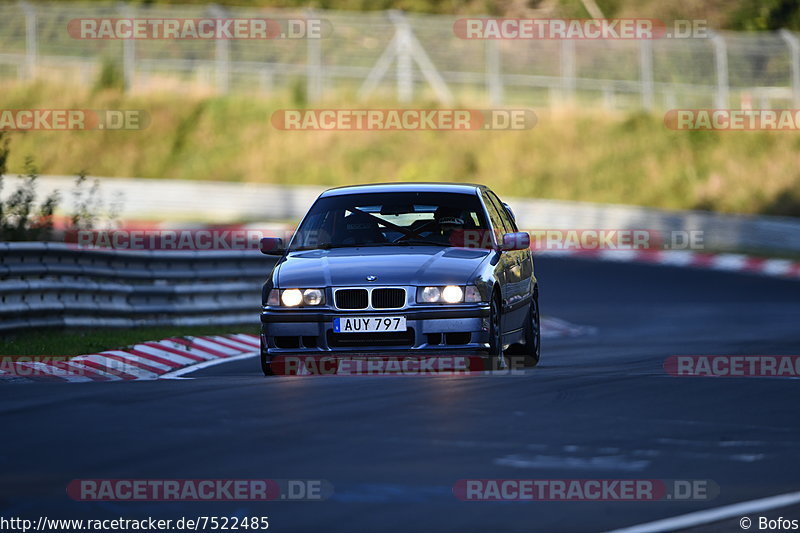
[{"x1": 32, "y1": 175, "x2": 800, "y2": 254}]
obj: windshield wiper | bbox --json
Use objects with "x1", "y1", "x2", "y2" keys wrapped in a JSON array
[
  {"x1": 293, "y1": 240, "x2": 448, "y2": 250},
  {"x1": 292, "y1": 243, "x2": 350, "y2": 251},
  {"x1": 389, "y1": 239, "x2": 449, "y2": 246}
]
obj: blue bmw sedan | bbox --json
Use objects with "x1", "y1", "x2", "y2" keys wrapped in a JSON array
[{"x1": 259, "y1": 182, "x2": 539, "y2": 374}]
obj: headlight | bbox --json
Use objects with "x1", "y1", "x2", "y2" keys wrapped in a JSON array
[
  {"x1": 441, "y1": 285, "x2": 464, "y2": 303},
  {"x1": 271, "y1": 288, "x2": 325, "y2": 307},
  {"x1": 281, "y1": 288, "x2": 303, "y2": 307},
  {"x1": 417, "y1": 285, "x2": 473, "y2": 304},
  {"x1": 419, "y1": 286, "x2": 441, "y2": 303},
  {"x1": 417, "y1": 285, "x2": 472, "y2": 304},
  {"x1": 267, "y1": 288, "x2": 326, "y2": 307},
  {"x1": 303, "y1": 288, "x2": 324, "y2": 305}
]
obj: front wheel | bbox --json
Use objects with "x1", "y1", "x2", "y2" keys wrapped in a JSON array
[
  {"x1": 506, "y1": 289, "x2": 540, "y2": 368},
  {"x1": 487, "y1": 295, "x2": 507, "y2": 370},
  {"x1": 260, "y1": 335, "x2": 274, "y2": 376},
  {"x1": 522, "y1": 290, "x2": 541, "y2": 367}
]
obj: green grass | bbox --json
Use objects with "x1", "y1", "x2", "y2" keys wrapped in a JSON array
[
  {"x1": 0, "y1": 325, "x2": 258, "y2": 357},
  {"x1": 2, "y1": 82, "x2": 800, "y2": 217}
]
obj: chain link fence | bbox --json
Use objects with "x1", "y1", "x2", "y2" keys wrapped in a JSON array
[{"x1": 1, "y1": 1, "x2": 799, "y2": 109}]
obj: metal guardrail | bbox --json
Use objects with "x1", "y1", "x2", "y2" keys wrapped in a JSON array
[
  {"x1": 508, "y1": 198, "x2": 800, "y2": 254},
  {"x1": 2, "y1": 196, "x2": 799, "y2": 334},
  {"x1": 0, "y1": 242, "x2": 278, "y2": 332}
]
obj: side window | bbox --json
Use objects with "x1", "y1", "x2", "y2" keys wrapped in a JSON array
[
  {"x1": 487, "y1": 192, "x2": 516, "y2": 232},
  {"x1": 481, "y1": 191, "x2": 508, "y2": 242},
  {"x1": 484, "y1": 193, "x2": 511, "y2": 235},
  {"x1": 501, "y1": 202, "x2": 518, "y2": 232}
]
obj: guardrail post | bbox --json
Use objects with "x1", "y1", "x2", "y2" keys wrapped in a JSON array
[
  {"x1": 260, "y1": 68, "x2": 274, "y2": 93},
  {"x1": 780, "y1": 29, "x2": 800, "y2": 107},
  {"x1": 120, "y1": 3, "x2": 135, "y2": 92},
  {"x1": 560, "y1": 39, "x2": 576, "y2": 104},
  {"x1": 392, "y1": 11, "x2": 413, "y2": 103},
  {"x1": 602, "y1": 85, "x2": 615, "y2": 109},
  {"x1": 19, "y1": 1, "x2": 37, "y2": 81},
  {"x1": 306, "y1": 8, "x2": 323, "y2": 103},
  {"x1": 486, "y1": 39, "x2": 504, "y2": 105},
  {"x1": 711, "y1": 32, "x2": 729, "y2": 108},
  {"x1": 639, "y1": 38, "x2": 654, "y2": 110},
  {"x1": 209, "y1": 4, "x2": 230, "y2": 94}
]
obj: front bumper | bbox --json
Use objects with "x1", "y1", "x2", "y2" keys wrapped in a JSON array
[{"x1": 261, "y1": 305, "x2": 491, "y2": 355}]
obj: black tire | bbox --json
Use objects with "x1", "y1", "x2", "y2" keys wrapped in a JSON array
[
  {"x1": 487, "y1": 294, "x2": 507, "y2": 371},
  {"x1": 506, "y1": 288, "x2": 540, "y2": 368},
  {"x1": 260, "y1": 335, "x2": 274, "y2": 376},
  {"x1": 522, "y1": 289, "x2": 541, "y2": 367}
]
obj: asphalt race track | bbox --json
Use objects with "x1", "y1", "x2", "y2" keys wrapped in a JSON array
[{"x1": 2, "y1": 256, "x2": 799, "y2": 532}]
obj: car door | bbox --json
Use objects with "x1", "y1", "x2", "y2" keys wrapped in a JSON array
[
  {"x1": 480, "y1": 191, "x2": 517, "y2": 334},
  {"x1": 504, "y1": 202, "x2": 535, "y2": 299},
  {"x1": 486, "y1": 191, "x2": 531, "y2": 333},
  {"x1": 495, "y1": 193, "x2": 534, "y2": 293}
]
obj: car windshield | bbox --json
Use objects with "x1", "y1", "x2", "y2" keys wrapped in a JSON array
[{"x1": 289, "y1": 191, "x2": 493, "y2": 251}]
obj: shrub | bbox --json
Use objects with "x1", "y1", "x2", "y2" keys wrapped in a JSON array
[{"x1": 0, "y1": 133, "x2": 121, "y2": 241}]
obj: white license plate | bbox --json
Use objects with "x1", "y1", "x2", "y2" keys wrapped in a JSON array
[{"x1": 333, "y1": 316, "x2": 406, "y2": 333}]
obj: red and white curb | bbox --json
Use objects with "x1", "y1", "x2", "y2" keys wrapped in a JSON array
[
  {"x1": 0, "y1": 319, "x2": 595, "y2": 383},
  {"x1": 539, "y1": 249, "x2": 800, "y2": 280},
  {"x1": 0, "y1": 334, "x2": 259, "y2": 383}
]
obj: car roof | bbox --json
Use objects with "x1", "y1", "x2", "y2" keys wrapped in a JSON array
[{"x1": 320, "y1": 182, "x2": 486, "y2": 197}]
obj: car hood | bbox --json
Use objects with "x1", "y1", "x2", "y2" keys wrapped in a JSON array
[{"x1": 275, "y1": 246, "x2": 492, "y2": 287}]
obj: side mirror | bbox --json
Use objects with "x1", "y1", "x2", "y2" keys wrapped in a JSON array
[
  {"x1": 260, "y1": 237, "x2": 285, "y2": 255},
  {"x1": 502, "y1": 232, "x2": 530, "y2": 251}
]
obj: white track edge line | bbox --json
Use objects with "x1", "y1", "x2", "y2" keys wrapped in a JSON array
[
  {"x1": 159, "y1": 351, "x2": 259, "y2": 379},
  {"x1": 603, "y1": 490, "x2": 800, "y2": 533}
]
